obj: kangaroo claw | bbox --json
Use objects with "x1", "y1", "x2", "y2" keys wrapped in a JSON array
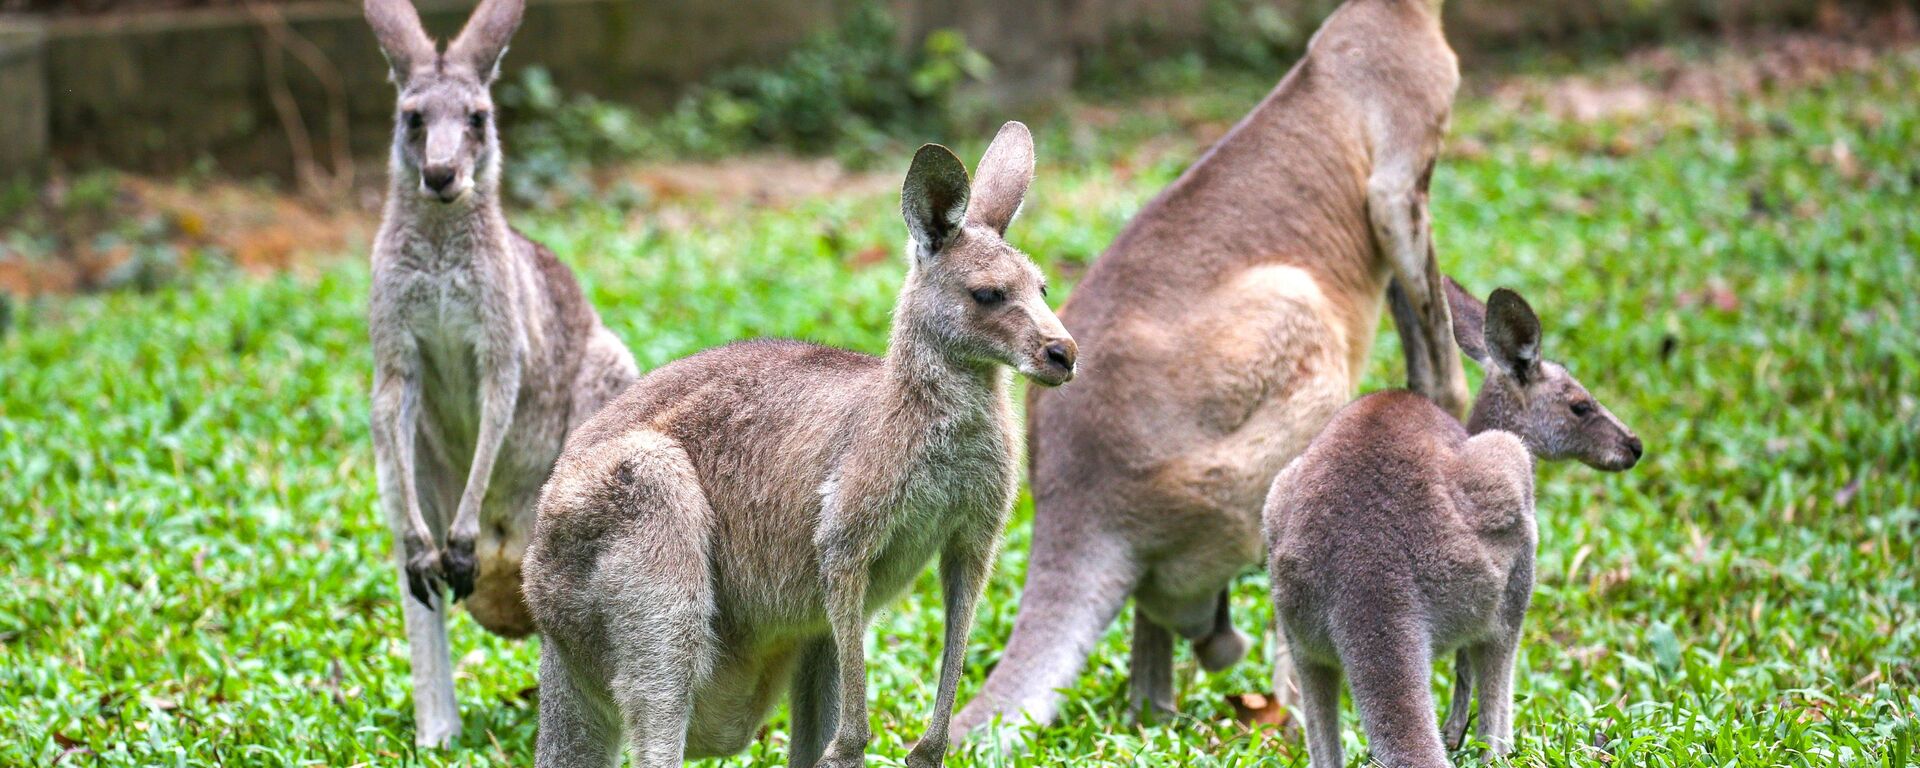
[
  {"x1": 404, "y1": 545, "x2": 444, "y2": 608},
  {"x1": 443, "y1": 535, "x2": 477, "y2": 602}
]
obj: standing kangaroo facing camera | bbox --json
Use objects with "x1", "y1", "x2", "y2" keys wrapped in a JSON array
[
  {"x1": 1264, "y1": 278, "x2": 1643, "y2": 767},
  {"x1": 364, "y1": 0, "x2": 638, "y2": 746},
  {"x1": 956, "y1": 0, "x2": 1470, "y2": 737},
  {"x1": 523, "y1": 122, "x2": 1071, "y2": 768}
]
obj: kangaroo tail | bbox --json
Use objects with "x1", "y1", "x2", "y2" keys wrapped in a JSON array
[{"x1": 953, "y1": 519, "x2": 1138, "y2": 743}]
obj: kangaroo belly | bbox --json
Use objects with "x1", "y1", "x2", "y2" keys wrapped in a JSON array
[
  {"x1": 1134, "y1": 265, "x2": 1362, "y2": 556},
  {"x1": 687, "y1": 646, "x2": 795, "y2": 757}
]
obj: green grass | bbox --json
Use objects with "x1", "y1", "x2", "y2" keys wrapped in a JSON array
[{"x1": 3, "y1": 44, "x2": 1918, "y2": 767}]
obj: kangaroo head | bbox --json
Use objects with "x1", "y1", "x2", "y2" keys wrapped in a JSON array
[
  {"x1": 898, "y1": 122, "x2": 1075, "y2": 387},
  {"x1": 365, "y1": 0, "x2": 523, "y2": 205},
  {"x1": 1446, "y1": 278, "x2": 1643, "y2": 471}
]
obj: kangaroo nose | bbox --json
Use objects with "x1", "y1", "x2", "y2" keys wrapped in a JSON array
[
  {"x1": 1627, "y1": 436, "x2": 1645, "y2": 460},
  {"x1": 422, "y1": 167, "x2": 456, "y2": 195},
  {"x1": 1044, "y1": 340, "x2": 1076, "y2": 373}
]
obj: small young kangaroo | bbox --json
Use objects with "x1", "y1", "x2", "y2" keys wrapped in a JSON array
[
  {"x1": 522, "y1": 122, "x2": 1072, "y2": 768},
  {"x1": 1263, "y1": 278, "x2": 1643, "y2": 767},
  {"x1": 956, "y1": 0, "x2": 1470, "y2": 736},
  {"x1": 363, "y1": 0, "x2": 638, "y2": 746}
]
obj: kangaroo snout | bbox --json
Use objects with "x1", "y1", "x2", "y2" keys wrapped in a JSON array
[
  {"x1": 421, "y1": 166, "x2": 461, "y2": 200},
  {"x1": 1611, "y1": 433, "x2": 1645, "y2": 470},
  {"x1": 1591, "y1": 435, "x2": 1642, "y2": 472},
  {"x1": 1045, "y1": 339, "x2": 1076, "y2": 373},
  {"x1": 1031, "y1": 336, "x2": 1076, "y2": 386}
]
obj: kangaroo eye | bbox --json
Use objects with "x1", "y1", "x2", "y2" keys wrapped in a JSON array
[
  {"x1": 469, "y1": 111, "x2": 489, "y2": 130},
  {"x1": 1039, "y1": 284, "x2": 1049, "y2": 298},
  {"x1": 971, "y1": 288, "x2": 1006, "y2": 306},
  {"x1": 404, "y1": 111, "x2": 423, "y2": 130},
  {"x1": 1571, "y1": 400, "x2": 1595, "y2": 417}
]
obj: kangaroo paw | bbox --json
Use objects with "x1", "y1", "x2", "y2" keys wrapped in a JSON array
[
  {"x1": 442, "y1": 535, "x2": 477, "y2": 602},
  {"x1": 404, "y1": 539, "x2": 444, "y2": 608}
]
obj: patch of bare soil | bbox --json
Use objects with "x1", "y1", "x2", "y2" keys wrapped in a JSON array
[
  {"x1": 0, "y1": 156, "x2": 891, "y2": 298},
  {"x1": 0, "y1": 173, "x2": 375, "y2": 297},
  {"x1": 605, "y1": 154, "x2": 897, "y2": 237},
  {"x1": 619, "y1": 155, "x2": 894, "y2": 209},
  {"x1": 1485, "y1": 7, "x2": 1919, "y2": 123}
]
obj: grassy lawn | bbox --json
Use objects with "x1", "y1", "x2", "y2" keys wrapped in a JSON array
[{"x1": 3, "y1": 41, "x2": 1917, "y2": 767}]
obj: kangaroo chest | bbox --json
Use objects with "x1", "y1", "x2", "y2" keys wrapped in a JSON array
[
  {"x1": 863, "y1": 414, "x2": 1015, "y2": 606},
  {"x1": 398, "y1": 265, "x2": 490, "y2": 444},
  {"x1": 376, "y1": 230, "x2": 537, "y2": 489}
]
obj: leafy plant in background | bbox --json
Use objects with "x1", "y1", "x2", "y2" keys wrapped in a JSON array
[
  {"x1": 495, "y1": 67, "x2": 651, "y2": 208},
  {"x1": 663, "y1": 3, "x2": 992, "y2": 157},
  {"x1": 496, "y1": 2, "x2": 992, "y2": 207},
  {"x1": 1078, "y1": 0, "x2": 1309, "y2": 94},
  {"x1": 1202, "y1": 0, "x2": 1303, "y2": 72}
]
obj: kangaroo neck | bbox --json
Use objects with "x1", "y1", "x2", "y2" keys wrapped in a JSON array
[
  {"x1": 1466, "y1": 384, "x2": 1539, "y2": 466},
  {"x1": 878, "y1": 302, "x2": 1006, "y2": 430},
  {"x1": 1465, "y1": 386, "x2": 1504, "y2": 437},
  {"x1": 389, "y1": 185, "x2": 504, "y2": 235}
]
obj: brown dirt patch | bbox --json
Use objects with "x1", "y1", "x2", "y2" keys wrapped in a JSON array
[
  {"x1": 0, "y1": 173, "x2": 374, "y2": 297},
  {"x1": 1486, "y1": 9, "x2": 1918, "y2": 123}
]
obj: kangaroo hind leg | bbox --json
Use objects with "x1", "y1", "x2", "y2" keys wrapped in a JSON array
[
  {"x1": 1342, "y1": 626, "x2": 1448, "y2": 768},
  {"x1": 536, "y1": 644, "x2": 621, "y2": 768},
  {"x1": 594, "y1": 432, "x2": 719, "y2": 767},
  {"x1": 952, "y1": 525, "x2": 1140, "y2": 742}
]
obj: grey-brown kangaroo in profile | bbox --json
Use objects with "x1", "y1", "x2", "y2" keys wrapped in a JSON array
[
  {"x1": 1265, "y1": 279, "x2": 1643, "y2": 767},
  {"x1": 523, "y1": 122, "x2": 1073, "y2": 768},
  {"x1": 955, "y1": 0, "x2": 1470, "y2": 737},
  {"x1": 364, "y1": 0, "x2": 638, "y2": 746}
]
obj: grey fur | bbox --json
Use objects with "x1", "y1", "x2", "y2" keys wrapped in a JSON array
[
  {"x1": 523, "y1": 122, "x2": 1073, "y2": 768},
  {"x1": 955, "y1": 0, "x2": 1471, "y2": 738},
  {"x1": 1264, "y1": 280, "x2": 1643, "y2": 767},
  {"x1": 364, "y1": 0, "x2": 638, "y2": 747}
]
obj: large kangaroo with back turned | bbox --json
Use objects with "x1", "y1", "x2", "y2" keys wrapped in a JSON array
[
  {"x1": 955, "y1": 0, "x2": 1470, "y2": 737},
  {"x1": 364, "y1": 0, "x2": 638, "y2": 746},
  {"x1": 1265, "y1": 278, "x2": 1642, "y2": 767},
  {"x1": 524, "y1": 123, "x2": 1073, "y2": 768}
]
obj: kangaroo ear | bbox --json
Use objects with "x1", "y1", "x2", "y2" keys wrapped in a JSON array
[
  {"x1": 902, "y1": 143, "x2": 971, "y2": 259},
  {"x1": 446, "y1": 0, "x2": 525, "y2": 83},
  {"x1": 365, "y1": 0, "x2": 436, "y2": 85},
  {"x1": 967, "y1": 121, "x2": 1034, "y2": 235},
  {"x1": 1443, "y1": 275, "x2": 1490, "y2": 364},
  {"x1": 1484, "y1": 288, "x2": 1542, "y2": 383}
]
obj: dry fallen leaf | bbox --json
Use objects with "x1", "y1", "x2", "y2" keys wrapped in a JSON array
[
  {"x1": 1833, "y1": 474, "x2": 1864, "y2": 507},
  {"x1": 847, "y1": 244, "x2": 891, "y2": 271},
  {"x1": 1226, "y1": 691, "x2": 1292, "y2": 728},
  {"x1": 141, "y1": 695, "x2": 179, "y2": 712}
]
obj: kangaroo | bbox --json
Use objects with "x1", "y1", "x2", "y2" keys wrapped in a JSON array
[
  {"x1": 363, "y1": 0, "x2": 638, "y2": 746},
  {"x1": 1264, "y1": 279, "x2": 1643, "y2": 767},
  {"x1": 522, "y1": 122, "x2": 1072, "y2": 768},
  {"x1": 955, "y1": 0, "x2": 1469, "y2": 737}
]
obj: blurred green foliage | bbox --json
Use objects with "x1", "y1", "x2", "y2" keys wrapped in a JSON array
[{"x1": 497, "y1": 3, "x2": 991, "y2": 207}]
